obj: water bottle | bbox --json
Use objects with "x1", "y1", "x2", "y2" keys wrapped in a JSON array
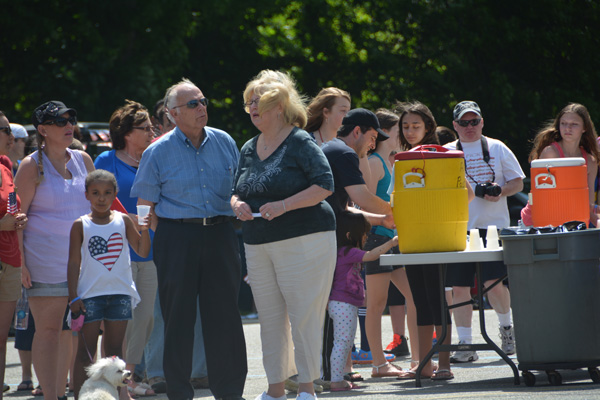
[{"x1": 14, "y1": 287, "x2": 29, "y2": 330}]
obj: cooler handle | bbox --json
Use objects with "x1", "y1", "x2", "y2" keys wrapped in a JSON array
[
  {"x1": 411, "y1": 144, "x2": 448, "y2": 153},
  {"x1": 390, "y1": 193, "x2": 394, "y2": 208},
  {"x1": 403, "y1": 172, "x2": 425, "y2": 188},
  {"x1": 534, "y1": 173, "x2": 556, "y2": 189}
]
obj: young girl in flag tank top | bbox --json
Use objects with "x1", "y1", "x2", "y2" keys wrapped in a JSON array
[{"x1": 67, "y1": 169, "x2": 151, "y2": 399}]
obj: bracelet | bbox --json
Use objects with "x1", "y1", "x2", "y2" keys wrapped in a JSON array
[
  {"x1": 70, "y1": 296, "x2": 81, "y2": 305},
  {"x1": 282, "y1": 200, "x2": 287, "y2": 213}
]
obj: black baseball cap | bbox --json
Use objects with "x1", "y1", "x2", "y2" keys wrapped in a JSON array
[
  {"x1": 342, "y1": 108, "x2": 389, "y2": 141},
  {"x1": 32, "y1": 101, "x2": 77, "y2": 128}
]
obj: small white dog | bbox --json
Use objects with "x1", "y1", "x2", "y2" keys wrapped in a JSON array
[{"x1": 79, "y1": 357, "x2": 131, "y2": 400}]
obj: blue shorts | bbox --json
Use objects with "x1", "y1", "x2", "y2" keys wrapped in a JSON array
[{"x1": 82, "y1": 294, "x2": 133, "y2": 324}]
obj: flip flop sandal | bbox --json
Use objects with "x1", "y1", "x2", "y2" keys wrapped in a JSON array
[
  {"x1": 431, "y1": 369, "x2": 454, "y2": 381},
  {"x1": 343, "y1": 372, "x2": 364, "y2": 382},
  {"x1": 330, "y1": 382, "x2": 363, "y2": 392},
  {"x1": 128, "y1": 385, "x2": 156, "y2": 397},
  {"x1": 32, "y1": 386, "x2": 44, "y2": 396},
  {"x1": 371, "y1": 362, "x2": 403, "y2": 378},
  {"x1": 17, "y1": 380, "x2": 34, "y2": 391},
  {"x1": 396, "y1": 370, "x2": 431, "y2": 380}
]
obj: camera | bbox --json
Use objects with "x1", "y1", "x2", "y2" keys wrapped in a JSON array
[{"x1": 475, "y1": 182, "x2": 502, "y2": 198}]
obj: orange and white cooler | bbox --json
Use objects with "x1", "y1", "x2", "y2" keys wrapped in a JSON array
[
  {"x1": 391, "y1": 145, "x2": 469, "y2": 253},
  {"x1": 530, "y1": 157, "x2": 589, "y2": 227}
]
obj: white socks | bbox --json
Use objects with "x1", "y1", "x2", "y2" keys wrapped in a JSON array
[
  {"x1": 456, "y1": 326, "x2": 472, "y2": 343},
  {"x1": 497, "y1": 311, "x2": 512, "y2": 328}
]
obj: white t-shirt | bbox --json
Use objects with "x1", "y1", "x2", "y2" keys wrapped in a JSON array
[
  {"x1": 77, "y1": 212, "x2": 140, "y2": 308},
  {"x1": 445, "y1": 137, "x2": 525, "y2": 229}
]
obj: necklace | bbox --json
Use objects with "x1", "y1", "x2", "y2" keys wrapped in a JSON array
[
  {"x1": 121, "y1": 150, "x2": 140, "y2": 164},
  {"x1": 317, "y1": 129, "x2": 324, "y2": 144}
]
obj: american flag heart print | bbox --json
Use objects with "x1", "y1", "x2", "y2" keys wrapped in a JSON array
[
  {"x1": 7, "y1": 192, "x2": 17, "y2": 215},
  {"x1": 88, "y1": 233, "x2": 124, "y2": 271}
]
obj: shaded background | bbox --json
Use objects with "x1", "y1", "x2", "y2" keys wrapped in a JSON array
[{"x1": 2, "y1": 0, "x2": 599, "y2": 171}]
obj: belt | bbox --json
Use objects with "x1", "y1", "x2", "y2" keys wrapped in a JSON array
[{"x1": 158, "y1": 216, "x2": 232, "y2": 226}]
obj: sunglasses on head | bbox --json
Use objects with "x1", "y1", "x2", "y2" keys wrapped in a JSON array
[
  {"x1": 456, "y1": 118, "x2": 481, "y2": 127},
  {"x1": 43, "y1": 116, "x2": 77, "y2": 127},
  {"x1": 173, "y1": 98, "x2": 209, "y2": 110},
  {"x1": 0, "y1": 126, "x2": 12, "y2": 135}
]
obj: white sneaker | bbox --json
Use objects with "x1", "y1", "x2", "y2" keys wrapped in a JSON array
[
  {"x1": 255, "y1": 392, "x2": 286, "y2": 400},
  {"x1": 499, "y1": 325, "x2": 516, "y2": 355},
  {"x1": 450, "y1": 341, "x2": 479, "y2": 363},
  {"x1": 296, "y1": 393, "x2": 317, "y2": 400}
]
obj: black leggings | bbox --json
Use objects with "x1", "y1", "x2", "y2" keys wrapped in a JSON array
[{"x1": 404, "y1": 264, "x2": 450, "y2": 326}]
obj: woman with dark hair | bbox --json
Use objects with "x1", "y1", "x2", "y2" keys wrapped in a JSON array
[
  {"x1": 94, "y1": 100, "x2": 156, "y2": 396},
  {"x1": 306, "y1": 87, "x2": 351, "y2": 146},
  {"x1": 15, "y1": 101, "x2": 95, "y2": 400},
  {"x1": 394, "y1": 101, "x2": 472, "y2": 380},
  {"x1": 395, "y1": 101, "x2": 440, "y2": 150},
  {"x1": 360, "y1": 109, "x2": 418, "y2": 377},
  {"x1": 0, "y1": 111, "x2": 28, "y2": 400},
  {"x1": 522, "y1": 103, "x2": 599, "y2": 226}
]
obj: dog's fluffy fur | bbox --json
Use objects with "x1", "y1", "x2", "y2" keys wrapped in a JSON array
[{"x1": 79, "y1": 357, "x2": 131, "y2": 400}]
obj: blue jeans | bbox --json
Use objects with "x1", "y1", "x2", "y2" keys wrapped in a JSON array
[{"x1": 143, "y1": 288, "x2": 207, "y2": 379}]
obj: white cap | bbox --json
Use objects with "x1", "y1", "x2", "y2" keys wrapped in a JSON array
[{"x1": 9, "y1": 123, "x2": 28, "y2": 140}]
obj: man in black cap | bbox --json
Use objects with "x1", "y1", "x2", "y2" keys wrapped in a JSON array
[
  {"x1": 319, "y1": 108, "x2": 395, "y2": 383},
  {"x1": 321, "y1": 108, "x2": 393, "y2": 220}
]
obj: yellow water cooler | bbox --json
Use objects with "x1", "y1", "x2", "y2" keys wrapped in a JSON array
[{"x1": 392, "y1": 145, "x2": 469, "y2": 253}]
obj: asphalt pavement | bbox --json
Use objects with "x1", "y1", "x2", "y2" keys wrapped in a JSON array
[{"x1": 3, "y1": 310, "x2": 600, "y2": 399}]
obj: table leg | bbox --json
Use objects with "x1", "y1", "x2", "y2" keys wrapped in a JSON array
[{"x1": 475, "y1": 262, "x2": 520, "y2": 385}]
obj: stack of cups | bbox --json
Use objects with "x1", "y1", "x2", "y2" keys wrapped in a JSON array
[
  {"x1": 468, "y1": 229, "x2": 481, "y2": 251},
  {"x1": 486, "y1": 225, "x2": 500, "y2": 249}
]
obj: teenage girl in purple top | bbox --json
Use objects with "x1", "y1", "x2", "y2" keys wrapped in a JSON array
[{"x1": 328, "y1": 211, "x2": 397, "y2": 391}]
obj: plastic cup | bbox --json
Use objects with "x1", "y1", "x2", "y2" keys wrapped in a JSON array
[
  {"x1": 486, "y1": 225, "x2": 500, "y2": 249},
  {"x1": 469, "y1": 229, "x2": 481, "y2": 251},
  {"x1": 137, "y1": 205, "x2": 151, "y2": 225}
]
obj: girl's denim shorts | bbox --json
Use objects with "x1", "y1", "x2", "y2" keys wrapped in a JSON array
[{"x1": 82, "y1": 294, "x2": 132, "y2": 324}]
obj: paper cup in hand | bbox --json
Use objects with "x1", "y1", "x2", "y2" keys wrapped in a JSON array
[{"x1": 137, "y1": 205, "x2": 151, "y2": 225}]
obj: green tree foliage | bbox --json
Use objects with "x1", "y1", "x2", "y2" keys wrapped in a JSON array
[
  {"x1": 1, "y1": 0, "x2": 195, "y2": 122},
  {"x1": 2, "y1": 0, "x2": 600, "y2": 170}
]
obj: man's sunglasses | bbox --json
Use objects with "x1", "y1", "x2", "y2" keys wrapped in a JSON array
[
  {"x1": 43, "y1": 116, "x2": 77, "y2": 127},
  {"x1": 0, "y1": 126, "x2": 12, "y2": 135},
  {"x1": 172, "y1": 98, "x2": 209, "y2": 110},
  {"x1": 456, "y1": 118, "x2": 481, "y2": 127}
]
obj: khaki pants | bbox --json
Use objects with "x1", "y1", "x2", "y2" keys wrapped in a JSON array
[{"x1": 245, "y1": 231, "x2": 336, "y2": 384}]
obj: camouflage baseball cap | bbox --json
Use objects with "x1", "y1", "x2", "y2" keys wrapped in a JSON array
[{"x1": 453, "y1": 101, "x2": 482, "y2": 121}]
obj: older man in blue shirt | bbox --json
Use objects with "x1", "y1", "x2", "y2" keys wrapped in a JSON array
[{"x1": 131, "y1": 79, "x2": 247, "y2": 400}]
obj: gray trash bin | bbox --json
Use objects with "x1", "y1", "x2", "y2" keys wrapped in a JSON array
[{"x1": 501, "y1": 229, "x2": 600, "y2": 364}]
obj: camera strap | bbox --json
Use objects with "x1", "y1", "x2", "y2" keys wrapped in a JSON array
[{"x1": 456, "y1": 136, "x2": 495, "y2": 184}]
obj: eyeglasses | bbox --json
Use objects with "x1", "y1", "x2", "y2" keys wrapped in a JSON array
[
  {"x1": 172, "y1": 98, "x2": 209, "y2": 110},
  {"x1": 43, "y1": 116, "x2": 77, "y2": 127},
  {"x1": 244, "y1": 98, "x2": 260, "y2": 107},
  {"x1": 456, "y1": 118, "x2": 481, "y2": 127},
  {"x1": 0, "y1": 126, "x2": 12, "y2": 135},
  {"x1": 132, "y1": 125, "x2": 154, "y2": 133}
]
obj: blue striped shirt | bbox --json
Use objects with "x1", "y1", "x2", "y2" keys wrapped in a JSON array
[{"x1": 131, "y1": 126, "x2": 239, "y2": 219}]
